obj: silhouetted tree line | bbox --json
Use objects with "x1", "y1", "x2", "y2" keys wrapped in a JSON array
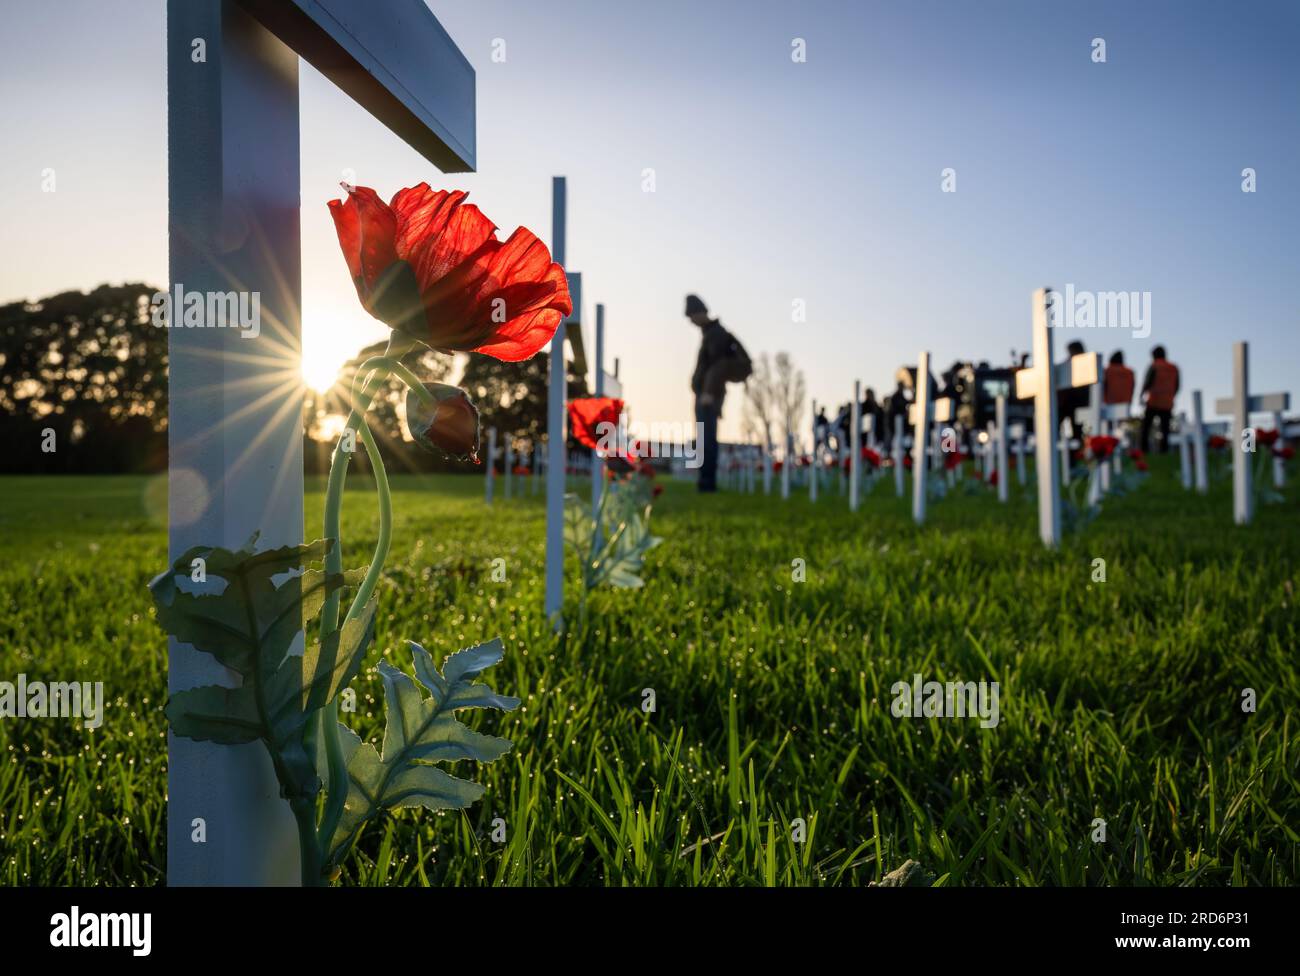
[{"x1": 3, "y1": 284, "x2": 588, "y2": 475}]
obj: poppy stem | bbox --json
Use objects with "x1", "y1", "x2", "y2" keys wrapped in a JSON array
[{"x1": 310, "y1": 338, "x2": 403, "y2": 879}]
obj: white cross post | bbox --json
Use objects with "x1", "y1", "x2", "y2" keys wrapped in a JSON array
[
  {"x1": 1011, "y1": 421, "x2": 1027, "y2": 485},
  {"x1": 908, "y1": 353, "x2": 952, "y2": 525},
  {"x1": 1176, "y1": 413, "x2": 1193, "y2": 489},
  {"x1": 1014, "y1": 289, "x2": 1100, "y2": 547},
  {"x1": 545, "y1": 177, "x2": 581, "y2": 629},
  {"x1": 503, "y1": 435, "x2": 513, "y2": 500},
  {"x1": 892, "y1": 415, "x2": 905, "y2": 497},
  {"x1": 994, "y1": 395, "x2": 1009, "y2": 503},
  {"x1": 484, "y1": 427, "x2": 497, "y2": 503},
  {"x1": 1215, "y1": 341, "x2": 1290, "y2": 525},
  {"x1": 591, "y1": 302, "x2": 605, "y2": 521},
  {"x1": 781, "y1": 428, "x2": 792, "y2": 499},
  {"x1": 1191, "y1": 390, "x2": 1209, "y2": 494},
  {"x1": 1272, "y1": 410, "x2": 1287, "y2": 490},
  {"x1": 850, "y1": 382, "x2": 861, "y2": 512},
  {"x1": 167, "y1": 0, "x2": 474, "y2": 885},
  {"x1": 809, "y1": 400, "x2": 818, "y2": 503}
]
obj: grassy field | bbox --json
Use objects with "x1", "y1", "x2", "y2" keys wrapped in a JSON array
[{"x1": 1, "y1": 456, "x2": 1297, "y2": 886}]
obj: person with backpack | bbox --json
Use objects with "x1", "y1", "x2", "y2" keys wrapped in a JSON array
[{"x1": 686, "y1": 294, "x2": 752, "y2": 492}]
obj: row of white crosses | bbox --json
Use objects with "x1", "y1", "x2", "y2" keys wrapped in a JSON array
[{"x1": 167, "y1": 0, "x2": 477, "y2": 884}]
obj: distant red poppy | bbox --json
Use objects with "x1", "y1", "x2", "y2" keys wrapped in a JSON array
[
  {"x1": 1256, "y1": 428, "x2": 1280, "y2": 446},
  {"x1": 1087, "y1": 435, "x2": 1120, "y2": 459},
  {"x1": 567, "y1": 397, "x2": 624, "y2": 453},
  {"x1": 773, "y1": 460, "x2": 783, "y2": 473},
  {"x1": 329, "y1": 183, "x2": 571, "y2": 361},
  {"x1": 1208, "y1": 434, "x2": 1228, "y2": 450},
  {"x1": 1274, "y1": 445, "x2": 1295, "y2": 461},
  {"x1": 1127, "y1": 447, "x2": 1145, "y2": 461},
  {"x1": 987, "y1": 469, "x2": 999, "y2": 486},
  {"x1": 863, "y1": 447, "x2": 882, "y2": 468},
  {"x1": 943, "y1": 450, "x2": 967, "y2": 471},
  {"x1": 903, "y1": 454, "x2": 913, "y2": 470},
  {"x1": 1134, "y1": 458, "x2": 1149, "y2": 472},
  {"x1": 652, "y1": 483, "x2": 664, "y2": 498}
]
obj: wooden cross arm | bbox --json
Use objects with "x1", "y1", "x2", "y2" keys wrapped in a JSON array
[
  {"x1": 1214, "y1": 392, "x2": 1290, "y2": 415},
  {"x1": 907, "y1": 398, "x2": 953, "y2": 424},
  {"x1": 243, "y1": 0, "x2": 476, "y2": 172},
  {"x1": 1015, "y1": 352, "x2": 1099, "y2": 399}
]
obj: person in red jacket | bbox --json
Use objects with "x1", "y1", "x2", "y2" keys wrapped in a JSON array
[
  {"x1": 1140, "y1": 345, "x2": 1180, "y2": 453},
  {"x1": 1104, "y1": 351, "x2": 1135, "y2": 408}
]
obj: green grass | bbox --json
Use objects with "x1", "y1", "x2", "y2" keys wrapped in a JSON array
[{"x1": 1, "y1": 456, "x2": 1297, "y2": 886}]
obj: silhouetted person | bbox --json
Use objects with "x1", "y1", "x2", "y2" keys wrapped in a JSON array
[
  {"x1": 813, "y1": 407, "x2": 830, "y2": 453},
  {"x1": 861, "y1": 387, "x2": 885, "y2": 445},
  {"x1": 1104, "y1": 351, "x2": 1135, "y2": 409},
  {"x1": 1058, "y1": 340, "x2": 1089, "y2": 434},
  {"x1": 1140, "y1": 345, "x2": 1180, "y2": 453},
  {"x1": 687, "y1": 294, "x2": 752, "y2": 492},
  {"x1": 885, "y1": 379, "x2": 909, "y2": 451}
]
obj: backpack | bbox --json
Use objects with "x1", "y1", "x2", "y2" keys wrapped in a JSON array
[{"x1": 719, "y1": 329, "x2": 753, "y2": 383}]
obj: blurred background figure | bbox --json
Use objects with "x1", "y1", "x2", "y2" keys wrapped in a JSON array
[
  {"x1": 687, "y1": 293, "x2": 752, "y2": 492},
  {"x1": 1104, "y1": 350, "x2": 1135, "y2": 409},
  {"x1": 1140, "y1": 345, "x2": 1180, "y2": 453}
]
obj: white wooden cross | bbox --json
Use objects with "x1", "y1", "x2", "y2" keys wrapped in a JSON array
[
  {"x1": 1013, "y1": 288, "x2": 1100, "y2": 547},
  {"x1": 591, "y1": 302, "x2": 606, "y2": 521},
  {"x1": 849, "y1": 381, "x2": 861, "y2": 512},
  {"x1": 503, "y1": 436, "x2": 513, "y2": 499},
  {"x1": 1214, "y1": 341, "x2": 1290, "y2": 525},
  {"x1": 1191, "y1": 390, "x2": 1209, "y2": 493},
  {"x1": 167, "y1": 0, "x2": 474, "y2": 885},
  {"x1": 484, "y1": 427, "x2": 497, "y2": 503},
  {"x1": 545, "y1": 177, "x2": 583, "y2": 629},
  {"x1": 892, "y1": 414, "x2": 905, "y2": 497},
  {"x1": 908, "y1": 352, "x2": 951, "y2": 524},
  {"x1": 1010, "y1": 421, "x2": 1027, "y2": 485},
  {"x1": 994, "y1": 395, "x2": 1009, "y2": 503},
  {"x1": 809, "y1": 400, "x2": 819, "y2": 503},
  {"x1": 781, "y1": 430, "x2": 792, "y2": 499},
  {"x1": 1176, "y1": 413, "x2": 1193, "y2": 489}
]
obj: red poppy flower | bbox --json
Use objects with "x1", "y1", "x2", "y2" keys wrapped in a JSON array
[
  {"x1": 1256, "y1": 428, "x2": 1280, "y2": 446},
  {"x1": 987, "y1": 469, "x2": 998, "y2": 486},
  {"x1": 1274, "y1": 445, "x2": 1295, "y2": 461},
  {"x1": 404, "y1": 382, "x2": 479, "y2": 460},
  {"x1": 773, "y1": 460, "x2": 783, "y2": 473},
  {"x1": 329, "y1": 183, "x2": 571, "y2": 361},
  {"x1": 943, "y1": 450, "x2": 967, "y2": 471},
  {"x1": 1134, "y1": 458, "x2": 1149, "y2": 472},
  {"x1": 512, "y1": 465, "x2": 530, "y2": 476},
  {"x1": 567, "y1": 397, "x2": 624, "y2": 453},
  {"x1": 1087, "y1": 435, "x2": 1120, "y2": 460},
  {"x1": 862, "y1": 447, "x2": 882, "y2": 468},
  {"x1": 1208, "y1": 435, "x2": 1228, "y2": 450},
  {"x1": 1127, "y1": 448, "x2": 1144, "y2": 461},
  {"x1": 652, "y1": 483, "x2": 664, "y2": 498},
  {"x1": 903, "y1": 455, "x2": 913, "y2": 470}
]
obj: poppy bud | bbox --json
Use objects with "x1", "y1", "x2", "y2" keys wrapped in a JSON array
[{"x1": 405, "y1": 382, "x2": 480, "y2": 461}]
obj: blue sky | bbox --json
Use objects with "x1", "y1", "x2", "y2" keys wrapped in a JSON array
[{"x1": 2, "y1": 0, "x2": 1296, "y2": 438}]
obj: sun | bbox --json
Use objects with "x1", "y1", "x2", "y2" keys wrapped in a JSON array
[{"x1": 300, "y1": 340, "x2": 347, "y2": 394}]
